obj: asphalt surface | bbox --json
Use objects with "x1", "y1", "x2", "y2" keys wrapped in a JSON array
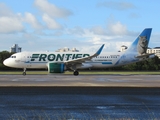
[
  {"x1": 0, "y1": 87, "x2": 160, "y2": 119},
  {"x1": 0, "y1": 75, "x2": 160, "y2": 119},
  {"x1": 0, "y1": 74, "x2": 160, "y2": 87}
]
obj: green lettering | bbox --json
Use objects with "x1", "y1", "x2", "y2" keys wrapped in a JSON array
[
  {"x1": 31, "y1": 54, "x2": 39, "y2": 61},
  {"x1": 56, "y1": 54, "x2": 64, "y2": 61},
  {"x1": 48, "y1": 54, "x2": 56, "y2": 61},
  {"x1": 66, "y1": 54, "x2": 72, "y2": 60},
  {"x1": 76, "y1": 54, "x2": 82, "y2": 59},
  {"x1": 39, "y1": 54, "x2": 47, "y2": 61},
  {"x1": 83, "y1": 54, "x2": 90, "y2": 57},
  {"x1": 72, "y1": 54, "x2": 75, "y2": 59}
]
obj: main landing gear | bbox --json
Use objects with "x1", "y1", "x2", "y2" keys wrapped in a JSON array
[
  {"x1": 23, "y1": 68, "x2": 26, "y2": 76},
  {"x1": 73, "y1": 70, "x2": 79, "y2": 76}
]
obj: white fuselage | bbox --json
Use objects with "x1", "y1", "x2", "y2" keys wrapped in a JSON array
[
  {"x1": 3, "y1": 28, "x2": 153, "y2": 73},
  {"x1": 3, "y1": 51, "x2": 133, "y2": 70}
]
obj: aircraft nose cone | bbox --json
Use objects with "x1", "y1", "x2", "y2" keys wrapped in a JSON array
[{"x1": 3, "y1": 59, "x2": 9, "y2": 67}]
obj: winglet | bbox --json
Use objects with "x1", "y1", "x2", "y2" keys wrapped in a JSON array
[{"x1": 95, "y1": 44, "x2": 105, "y2": 56}]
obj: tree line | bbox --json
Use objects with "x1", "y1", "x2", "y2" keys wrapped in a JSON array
[
  {"x1": 0, "y1": 51, "x2": 160, "y2": 71},
  {"x1": 0, "y1": 51, "x2": 15, "y2": 70},
  {"x1": 106, "y1": 56, "x2": 160, "y2": 71}
]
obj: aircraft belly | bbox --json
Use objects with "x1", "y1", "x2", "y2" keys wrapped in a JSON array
[
  {"x1": 91, "y1": 62, "x2": 114, "y2": 68},
  {"x1": 24, "y1": 62, "x2": 47, "y2": 69},
  {"x1": 29, "y1": 63, "x2": 46, "y2": 69}
]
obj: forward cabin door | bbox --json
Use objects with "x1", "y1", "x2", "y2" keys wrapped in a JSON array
[
  {"x1": 26, "y1": 53, "x2": 32, "y2": 68},
  {"x1": 22, "y1": 53, "x2": 32, "y2": 68},
  {"x1": 21, "y1": 53, "x2": 26, "y2": 68}
]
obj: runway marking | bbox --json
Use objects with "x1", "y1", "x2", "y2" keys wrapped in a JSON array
[{"x1": 12, "y1": 79, "x2": 19, "y2": 81}]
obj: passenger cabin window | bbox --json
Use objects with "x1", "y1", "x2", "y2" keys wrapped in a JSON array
[{"x1": 11, "y1": 56, "x2": 16, "y2": 58}]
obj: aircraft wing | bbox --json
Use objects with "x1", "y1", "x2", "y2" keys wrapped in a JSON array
[
  {"x1": 64, "y1": 44, "x2": 104, "y2": 65},
  {"x1": 135, "y1": 53, "x2": 155, "y2": 58}
]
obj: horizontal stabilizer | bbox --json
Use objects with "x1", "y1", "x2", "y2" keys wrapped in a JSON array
[{"x1": 135, "y1": 53, "x2": 155, "y2": 58}]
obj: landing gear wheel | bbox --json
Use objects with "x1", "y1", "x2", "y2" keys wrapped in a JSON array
[
  {"x1": 23, "y1": 68, "x2": 26, "y2": 76},
  {"x1": 23, "y1": 72, "x2": 26, "y2": 76},
  {"x1": 73, "y1": 70, "x2": 79, "y2": 76}
]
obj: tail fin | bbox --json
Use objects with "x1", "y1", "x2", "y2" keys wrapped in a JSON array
[{"x1": 127, "y1": 28, "x2": 152, "y2": 55}]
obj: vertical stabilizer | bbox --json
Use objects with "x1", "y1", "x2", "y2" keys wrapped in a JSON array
[
  {"x1": 115, "y1": 28, "x2": 152, "y2": 65},
  {"x1": 127, "y1": 28, "x2": 152, "y2": 55}
]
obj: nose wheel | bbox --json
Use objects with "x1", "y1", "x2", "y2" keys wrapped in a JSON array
[
  {"x1": 23, "y1": 72, "x2": 26, "y2": 76},
  {"x1": 23, "y1": 68, "x2": 26, "y2": 76},
  {"x1": 73, "y1": 70, "x2": 79, "y2": 76}
]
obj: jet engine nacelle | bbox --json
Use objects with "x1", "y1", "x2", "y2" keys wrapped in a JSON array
[{"x1": 48, "y1": 62, "x2": 65, "y2": 73}]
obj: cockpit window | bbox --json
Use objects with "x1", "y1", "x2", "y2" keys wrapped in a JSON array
[{"x1": 10, "y1": 56, "x2": 16, "y2": 58}]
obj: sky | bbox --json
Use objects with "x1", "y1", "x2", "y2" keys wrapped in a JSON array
[{"x1": 0, "y1": 0, "x2": 160, "y2": 52}]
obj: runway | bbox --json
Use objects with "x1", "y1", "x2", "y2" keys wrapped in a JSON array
[
  {"x1": 0, "y1": 87, "x2": 160, "y2": 119},
  {"x1": 0, "y1": 74, "x2": 160, "y2": 87},
  {"x1": 0, "y1": 75, "x2": 160, "y2": 119}
]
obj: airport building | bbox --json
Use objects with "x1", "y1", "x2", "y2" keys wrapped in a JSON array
[
  {"x1": 147, "y1": 47, "x2": 160, "y2": 58},
  {"x1": 55, "y1": 47, "x2": 79, "y2": 52},
  {"x1": 120, "y1": 45, "x2": 160, "y2": 58},
  {"x1": 10, "y1": 44, "x2": 22, "y2": 53},
  {"x1": 120, "y1": 45, "x2": 128, "y2": 52}
]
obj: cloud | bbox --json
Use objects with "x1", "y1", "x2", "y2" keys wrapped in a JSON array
[
  {"x1": 90, "y1": 26, "x2": 107, "y2": 35},
  {"x1": 107, "y1": 21, "x2": 127, "y2": 35},
  {"x1": 0, "y1": 3, "x2": 13, "y2": 16},
  {"x1": 149, "y1": 32, "x2": 160, "y2": 48},
  {"x1": 90, "y1": 21, "x2": 128, "y2": 36},
  {"x1": 0, "y1": 3, "x2": 24, "y2": 33},
  {"x1": 66, "y1": 21, "x2": 136, "y2": 52},
  {"x1": 0, "y1": 0, "x2": 73, "y2": 33},
  {"x1": 0, "y1": 3, "x2": 42, "y2": 33},
  {"x1": 86, "y1": 35, "x2": 133, "y2": 52},
  {"x1": 42, "y1": 14, "x2": 62, "y2": 29},
  {"x1": 0, "y1": 0, "x2": 141, "y2": 53},
  {"x1": 0, "y1": 16, "x2": 24, "y2": 33},
  {"x1": 97, "y1": 1, "x2": 135, "y2": 10},
  {"x1": 24, "y1": 12, "x2": 43, "y2": 29},
  {"x1": 34, "y1": 0, "x2": 73, "y2": 30},
  {"x1": 34, "y1": 0, "x2": 73, "y2": 18},
  {"x1": 68, "y1": 26, "x2": 85, "y2": 36}
]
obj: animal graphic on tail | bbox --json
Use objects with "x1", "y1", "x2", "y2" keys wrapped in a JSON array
[{"x1": 137, "y1": 36, "x2": 148, "y2": 55}]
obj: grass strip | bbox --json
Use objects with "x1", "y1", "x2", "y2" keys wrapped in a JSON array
[{"x1": 0, "y1": 71, "x2": 160, "y2": 75}]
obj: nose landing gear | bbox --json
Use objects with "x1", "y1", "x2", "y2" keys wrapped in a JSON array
[{"x1": 23, "y1": 68, "x2": 26, "y2": 76}]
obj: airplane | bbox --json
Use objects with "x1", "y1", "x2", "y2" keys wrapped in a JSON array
[{"x1": 3, "y1": 28, "x2": 154, "y2": 76}]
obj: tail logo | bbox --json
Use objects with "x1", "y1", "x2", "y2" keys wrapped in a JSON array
[{"x1": 137, "y1": 36, "x2": 148, "y2": 55}]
